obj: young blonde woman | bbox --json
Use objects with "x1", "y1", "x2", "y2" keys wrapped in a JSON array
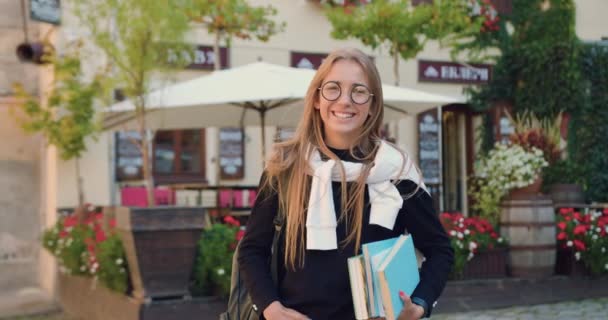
[{"x1": 238, "y1": 48, "x2": 454, "y2": 320}]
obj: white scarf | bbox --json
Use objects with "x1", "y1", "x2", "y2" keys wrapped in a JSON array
[{"x1": 306, "y1": 140, "x2": 428, "y2": 250}]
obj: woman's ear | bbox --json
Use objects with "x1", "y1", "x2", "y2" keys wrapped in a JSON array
[{"x1": 314, "y1": 103, "x2": 320, "y2": 110}]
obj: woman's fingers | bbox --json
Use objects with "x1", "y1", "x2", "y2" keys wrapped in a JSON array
[{"x1": 399, "y1": 290, "x2": 412, "y2": 307}]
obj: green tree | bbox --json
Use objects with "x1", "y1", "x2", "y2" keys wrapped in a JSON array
[
  {"x1": 71, "y1": 0, "x2": 193, "y2": 206},
  {"x1": 465, "y1": 0, "x2": 581, "y2": 119},
  {"x1": 186, "y1": 0, "x2": 285, "y2": 70},
  {"x1": 12, "y1": 47, "x2": 104, "y2": 205},
  {"x1": 325, "y1": 0, "x2": 482, "y2": 85}
]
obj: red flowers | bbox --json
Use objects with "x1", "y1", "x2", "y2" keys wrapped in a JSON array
[{"x1": 556, "y1": 207, "x2": 608, "y2": 275}]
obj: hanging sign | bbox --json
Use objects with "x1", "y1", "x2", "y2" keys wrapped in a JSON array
[{"x1": 419, "y1": 60, "x2": 492, "y2": 84}]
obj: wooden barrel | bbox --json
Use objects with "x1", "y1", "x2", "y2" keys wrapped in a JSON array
[
  {"x1": 500, "y1": 195, "x2": 556, "y2": 278},
  {"x1": 549, "y1": 183, "x2": 585, "y2": 207}
]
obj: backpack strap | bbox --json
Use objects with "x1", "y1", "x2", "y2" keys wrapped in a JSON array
[{"x1": 270, "y1": 212, "x2": 284, "y2": 285}]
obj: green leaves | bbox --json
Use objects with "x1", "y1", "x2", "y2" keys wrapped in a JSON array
[
  {"x1": 187, "y1": 0, "x2": 285, "y2": 44},
  {"x1": 193, "y1": 222, "x2": 239, "y2": 297},
  {"x1": 325, "y1": 0, "x2": 483, "y2": 84},
  {"x1": 12, "y1": 51, "x2": 102, "y2": 161}
]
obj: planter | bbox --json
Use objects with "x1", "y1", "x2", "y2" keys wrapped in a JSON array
[
  {"x1": 114, "y1": 206, "x2": 208, "y2": 300},
  {"x1": 555, "y1": 247, "x2": 589, "y2": 277},
  {"x1": 58, "y1": 273, "x2": 227, "y2": 320},
  {"x1": 549, "y1": 183, "x2": 585, "y2": 207},
  {"x1": 462, "y1": 248, "x2": 509, "y2": 279},
  {"x1": 508, "y1": 176, "x2": 543, "y2": 200}
]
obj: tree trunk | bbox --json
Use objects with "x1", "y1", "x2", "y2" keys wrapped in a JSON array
[
  {"x1": 140, "y1": 130, "x2": 155, "y2": 207},
  {"x1": 393, "y1": 49, "x2": 400, "y2": 86},
  {"x1": 75, "y1": 158, "x2": 85, "y2": 206},
  {"x1": 213, "y1": 31, "x2": 221, "y2": 71},
  {"x1": 135, "y1": 97, "x2": 155, "y2": 207}
]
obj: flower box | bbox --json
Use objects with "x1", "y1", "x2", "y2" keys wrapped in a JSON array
[
  {"x1": 555, "y1": 247, "x2": 589, "y2": 277},
  {"x1": 462, "y1": 248, "x2": 508, "y2": 279},
  {"x1": 58, "y1": 273, "x2": 226, "y2": 320}
]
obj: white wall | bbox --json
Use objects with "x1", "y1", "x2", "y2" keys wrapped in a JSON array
[{"x1": 575, "y1": 0, "x2": 608, "y2": 41}]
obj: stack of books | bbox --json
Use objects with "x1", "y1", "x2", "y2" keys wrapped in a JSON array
[{"x1": 347, "y1": 235, "x2": 420, "y2": 320}]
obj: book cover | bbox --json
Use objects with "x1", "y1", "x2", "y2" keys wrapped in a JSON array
[
  {"x1": 347, "y1": 255, "x2": 369, "y2": 320},
  {"x1": 361, "y1": 237, "x2": 399, "y2": 317},
  {"x1": 377, "y1": 234, "x2": 420, "y2": 320}
]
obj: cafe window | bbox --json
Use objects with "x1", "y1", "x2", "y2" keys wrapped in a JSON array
[{"x1": 153, "y1": 129, "x2": 206, "y2": 184}]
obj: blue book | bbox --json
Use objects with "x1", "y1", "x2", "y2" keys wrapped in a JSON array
[
  {"x1": 376, "y1": 234, "x2": 420, "y2": 320},
  {"x1": 361, "y1": 237, "x2": 399, "y2": 317}
]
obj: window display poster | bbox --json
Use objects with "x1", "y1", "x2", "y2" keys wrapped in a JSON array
[{"x1": 219, "y1": 128, "x2": 244, "y2": 180}]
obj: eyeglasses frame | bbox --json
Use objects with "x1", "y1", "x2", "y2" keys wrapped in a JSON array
[{"x1": 317, "y1": 81, "x2": 374, "y2": 105}]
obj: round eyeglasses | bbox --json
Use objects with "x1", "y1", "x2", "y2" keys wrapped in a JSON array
[{"x1": 318, "y1": 81, "x2": 374, "y2": 105}]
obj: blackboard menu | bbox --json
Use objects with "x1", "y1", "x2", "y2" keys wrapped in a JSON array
[
  {"x1": 219, "y1": 128, "x2": 244, "y2": 180},
  {"x1": 418, "y1": 109, "x2": 440, "y2": 184},
  {"x1": 30, "y1": 0, "x2": 61, "y2": 25},
  {"x1": 115, "y1": 131, "x2": 143, "y2": 181}
]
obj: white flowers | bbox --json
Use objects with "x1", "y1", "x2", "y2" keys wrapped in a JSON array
[
  {"x1": 471, "y1": 143, "x2": 548, "y2": 220},
  {"x1": 467, "y1": 252, "x2": 475, "y2": 261},
  {"x1": 216, "y1": 268, "x2": 225, "y2": 276},
  {"x1": 605, "y1": 263, "x2": 608, "y2": 271},
  {"x1": 575, "y1": 252, "x2": 581, "y2": 261},
  {"x1": 457, "y1": 232, "x2": 464, "y2": 239},
  {"x1": 468, "y1": 242, "x2": 478, "y2": 250},
  {"x1": 116, "y1": 258, "x2": 123, "y2": 265},
  {"x1": 464, "y1": 229, "x2": 470, "y2": 235},
  {"x1": 567, "y1": 240, "x2": 573, "y2": 247}
]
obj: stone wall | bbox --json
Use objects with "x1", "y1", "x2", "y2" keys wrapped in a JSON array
[{"x1": 0, "y1": 0, "x2": 42, "y2": 292}]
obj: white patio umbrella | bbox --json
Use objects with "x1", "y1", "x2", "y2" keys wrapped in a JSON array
[{"x1": 105, "y1": 62, "x2": 463, "y2": 157}]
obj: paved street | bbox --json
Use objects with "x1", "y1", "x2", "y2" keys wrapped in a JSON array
[{"x1": 433, "y1": 297, "x2": 608, "y2": 320}]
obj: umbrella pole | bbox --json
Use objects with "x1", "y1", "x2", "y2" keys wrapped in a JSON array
[{"x1": 260, "y1": 109, "x2": 266, "y2": 166}]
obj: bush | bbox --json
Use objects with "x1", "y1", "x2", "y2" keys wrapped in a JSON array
[
  {"x1": 193, "y1": 216, "x2": 244, "y2": 297},
  {"x1": 42, "y1": 206, "x2": 128, "y2": 293},
  {"x1": 440, "y1": 212, "x2": 507, "y2": 279},
  {"x1": 556, "y1": 207, "x2": 608, "y2": 275}
]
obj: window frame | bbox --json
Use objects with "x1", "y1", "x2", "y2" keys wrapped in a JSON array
[{"x1": 153, "y1": 129, "x2": 207, "y2": 185}]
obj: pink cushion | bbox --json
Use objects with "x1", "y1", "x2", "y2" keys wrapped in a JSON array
[
  {"x1": 121, "y1": 187, "x2": 175, "y2": 207},
  {"x1": 232, "y1": 190, "x2": 244, "y2": 208},
  {"x1": 219, "y1": 190, "x2": 233, "y2": 208}
]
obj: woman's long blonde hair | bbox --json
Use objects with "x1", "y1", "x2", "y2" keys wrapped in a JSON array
[{"x1": 263, "y1": 48, "x2": 386, "y2": 270}]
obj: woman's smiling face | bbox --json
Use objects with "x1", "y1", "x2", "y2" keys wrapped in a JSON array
[{"x1": 315, "y1": 59, "x2": 373, "y2": 149}]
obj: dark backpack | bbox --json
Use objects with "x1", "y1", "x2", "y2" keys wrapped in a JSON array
[{"x1": 219, "y1": 213, "x2": 284, "y2": 320}]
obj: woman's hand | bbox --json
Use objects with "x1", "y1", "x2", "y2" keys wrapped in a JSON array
[
  {"x1": 263, "y1": 301, "x2": 311, "y2": 320},
  {"x1": 396, "y1": 291, "x2": 425, "y2": 320}
]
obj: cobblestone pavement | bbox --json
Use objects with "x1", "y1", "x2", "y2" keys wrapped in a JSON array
[{"x1": 432, "y1": 297, "x2": 608, "y2": 320}]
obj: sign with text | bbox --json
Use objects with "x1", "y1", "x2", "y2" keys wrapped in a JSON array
[
  {"x1": 418, "y1": 109, "x2": 441, "y2": 184},
  {"x1": 418, "y1": 60, "x2": 492, "y2": 84},
  {"x1": 291, "y1": 51, "x2": 327, "y2": 70},
  {"x1": 115, "y1": 131, "x2": 143, "y2": 181},
  {"x1": 30, "y1": 0, "x2": 61, "y2": 25},
  {"x1": 219, "y1": 128, "x2": 244, "y2": 180},
  {"x1": 186, "y1": 45, "x2": 229, "y2": 70}
]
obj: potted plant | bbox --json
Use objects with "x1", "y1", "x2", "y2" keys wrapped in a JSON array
[
  {"x1": 469, "y1": 143, "x2": 548, "y2": 225},
  {"x1": 440, "y1": 212, "x2": 508, "y2": 280},
  {"x1": 192, "y1": 215, "x2": 245, "y2": 298},
  {"x1": 555, "y1": 207, "x2": 608, "y2": 276},
  {"x1": 542, "y1": 159, "x2": 586, "y2": 207}
]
